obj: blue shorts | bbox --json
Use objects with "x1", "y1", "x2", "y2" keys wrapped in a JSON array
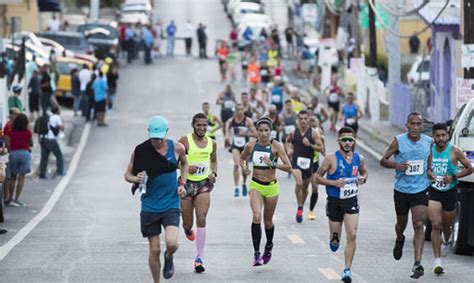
[{"x1": 7, "y1": 150, "x2": 31, "y2": 177}]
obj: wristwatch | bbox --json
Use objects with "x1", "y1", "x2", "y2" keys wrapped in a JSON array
[{"x1": 211, "y1": 171, "x2": 217, "y2": 177}]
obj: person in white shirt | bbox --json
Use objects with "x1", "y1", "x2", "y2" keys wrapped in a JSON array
[
  {"x1": 39, "y1": 107, "x2": 64, "y2": 179},
  {"x1": 47, "y1": 14, "x2": 61, "y2": 32},
  {"x1": 183, "y1": 20, "x2": 195, "y2": 56},
  {"x1": 78, "y1": 64, "x2": 92, "y2": 117}
]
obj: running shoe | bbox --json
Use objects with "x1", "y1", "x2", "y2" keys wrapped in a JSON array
[
  {"x1": 262, "y1": 243, "x2": 273, "y2": 264},
  {"x1": 296, "y1": 208, "x2": 303, "y2": 223},
  {"x1": 441, "y1": 241, "x2": 452, "y2": 257},
  {"x1": 329, "y1": 232, "x2": 340, "y2": 252},
  {"x1": 433, "y1": 264, "x2": 445, "y2": 275},
  {"x1": 307, "y1": 211, "x2": 315, "y2": 220},
  {"x1": 163, "y1": 251, "x2": 175, "y2": 279},
  {"x1": 8, "y1": 201, "x2": 20, "y2": 207},
  {"x1": 393, "y1": 235, "x2": 405, "y2": 260},
  {"x1": 13, "y1": 200, "x2": 26, "y2": 207},
  {"x1": 341, "y1": 268, "x2": 352, "y2": 282},
  {"x1": 410, "y1": 263, "x2": 424, "y2": 279},
  {"x1": 234, "y1": 187, "x2": 240, "y2": 198},
  {"x1": 253, "y1": 252, "x2": 263, "y2": 267},
  {"x1": 194, "y1": 257, "x2": 205, "y2": 273},
  {"x1": 185, "y1": 229, "x2": 195, "y2": 241},
  {"x1": 242, "y1": 185, "x2": 248, "y2": 197}
]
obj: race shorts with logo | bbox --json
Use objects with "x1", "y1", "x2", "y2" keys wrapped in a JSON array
[
  {"x1": 393, "y1": 188, "x2": 429, "y2": 215},
  {"x1": 429, "y1": 186, "x2": 457, "y2": 212},
  {"x1": 326, "y1": 196, "x2": 359, "y2": 222}
]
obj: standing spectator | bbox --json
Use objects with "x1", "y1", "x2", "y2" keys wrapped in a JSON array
[
  {"x1": 2, "y1": 108, "x2": 19, "y2": 205},
  {"x1": 107, "y1": 65, "x2": 119, "y2": 109},
  {"x1": 39, "y1": 107, "x2": 64, "y2": 179},
  {"x1": 143, "y1": 25, "x2": 154, "y2": 64},
  {"x1": 40, "y1": 65, "x2": 53, "y2": 114},
  {"x1": 28, "y1": 70, "x2": 41, "y2": 120},
  {"x1": 229, "y1": 27, "x2": 238, "y2": 48},
  {"x1": 166, "y1": 20, "x2": 177, "y2": 56},
  {"x1": 197, "y1": 23, "x2": 208, "y2": 59},
  {"x1": 409, "y1": 33, "x2": 420, "y2": 54},
  {"x1": 125, "y1": 23, "x2": 135, "y2": 63},
  {"x1": 153, "y1": 21, "x2": 164, "y2": 58},
  {"x1": 79, "y1": 64, "x2": 91, "y2": 117},
  {"x1": 71, "y1": 68, "x2": 81, "y2": 116},
  {"x1": 8, "y1": 85, "x2": 24, "y2": 113},
  {"x1": 92, "y1": 72, "x2": 108, "y2": 126},
  {"x1": 47, "y1": 14, "x2": 60, "y2": 32},
  {"x1": 284, "y1": 26, "x2": 294, "y2": 58},
  {"x1": 118, "y1": 23, "x2": 127, "y2": 58},
  {"x1": 271, "y1": 27, "x2": 280, "y2": 53},
  {"x1": 25, "y1": 56, "x2": 38, "y2": 85},
  {"x1": 85, "y1": 74, "x2": 97, "y2": 122},
  {"x1": 183, "y1": 20, "x2": 194, "y2": 56},
  {"x1": 4, "y1": 113, "x2": 32, "y2": 206},
  {"x1": 427, "y1": 36, "x2": 432, "y2": 54}
]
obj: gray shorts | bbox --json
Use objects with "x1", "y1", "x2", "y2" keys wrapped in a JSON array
[
  {"x1": 7, "y1": 150, "x2": 31, "y2": 177},
  {"x1": 140, "y1": 209, "x2": 180, "y2": 238}
]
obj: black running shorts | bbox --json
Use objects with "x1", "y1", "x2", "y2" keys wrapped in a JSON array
[
  {"x1": 429, "y1": 187, "x2": 457, "y2": 212},
  {"x1": 326, "y1": 197, "x2": 359, "y2": 222},
  {"x1": 140, "y1": 209, "x2": 180, "y2": 238},
  {"x1": 393, "y1": 189, "x2": 429, "y2": 216}
]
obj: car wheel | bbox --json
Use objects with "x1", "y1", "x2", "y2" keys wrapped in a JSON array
[{"x1": 453, "y1": 189, "x2": 472, "y2": 255}]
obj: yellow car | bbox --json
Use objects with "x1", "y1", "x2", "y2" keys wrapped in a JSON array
[{"x1": 55, "y1": 57, "x2": 93, "y2": 98}]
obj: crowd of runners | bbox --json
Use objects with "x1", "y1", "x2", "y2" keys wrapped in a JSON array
[{"x1": 123, "y1": 29, "x2": 473, "y2": 283}]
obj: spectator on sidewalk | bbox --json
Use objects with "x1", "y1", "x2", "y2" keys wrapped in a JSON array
[
  {"x1": 0, "y1": 159, "x2": 5, "y2": 234},
  {"x1": 166, "y1": 20, "x2": 177, "y2": 56},
  {"x1": 40, "y1": 65, "x2": 53, "y2": 114},
  {"x1": 39, "y1": 107, "x2": 64, "y2": 179},
  {"x1": 92, "y1": 72, "x2": 108, "y2": 127},
  {"x1": 107, "y1": 64, "x2": 119, "y2": 109},
  {"x1": 153, "y1": 21, "x2": 164, "y2": 58},
  {"x1": 409, "y1": 33, "x2": 420, "y2": 54},
  {"x1": 79, "y1": 64, "x2": 92, "y2": 117},
  {"x1": 28, "y1": 70, "x2": 41, "y2": 120},
  {"x1": 125, "y1": 23, "x2": 135, "y2": 63},
  {"x1": 4, "y1": 113, "x2": 32, "y2": 207},
  {"x1": 284, "y1": 26, "x2": 294, "y2": 58},
  {"x1": 197, "y1": 23, "x2": 208, "y2": 59},
  {"x1": 2, "y1": 108, "x2": 19, "y2": 205},
  {"x1": 47, "y1": 14, "x2": 60, "y2": 32},
  {"x1": 143, "y1": 25, "x2": 154, "y2": 64},
  {"x1": 8, "y1": 85, "x2": 24, "y2": 113},
  {"x1": 85, "y1": 74, "x2": 97, "y2": 122},
  {"x1": 229, "y1": 27, "x2": 238, "y2": 48},
  {"x1": 183, "y1": 20, "x2": 194, "y2": 56},
  {"x1": 25, "y1": 56, "x2": 38, "y2": 85},
  {"x1": 71, "y1": 68, "x2": 81, "y2": 116}
]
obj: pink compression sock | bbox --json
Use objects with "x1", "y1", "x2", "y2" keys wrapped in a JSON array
[{"x1": 196, "y1": 227, "x2": 206, "y2": 258}]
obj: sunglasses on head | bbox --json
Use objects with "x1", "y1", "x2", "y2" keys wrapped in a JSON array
[{"x1": 339, "y1": 137, "x2": 355, "y2": 143}]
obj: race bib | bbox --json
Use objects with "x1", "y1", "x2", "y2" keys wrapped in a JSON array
[
  {"x1": 340, "y1": 182, "x2": 358, "y2": 199},
  {"x1": 329, "y1": 92, "x2": 339, "y2": 103},
  {"x1": 297, "y1": 157, "x2": 311, "y2": 170},
  {"x1": 260, "y1": 69, "x2": 269, "y2": 76},
  {"x1": 191, "y1": 162, "x2": 209, "y2": 176},
  {"x1": 346, "y1": 118, "x2": 356, "y2": 125},
  {"x1": 252, "y1": 151, "x2": 271, "y2": 167},
  {"x1": 405, "y1": 160, "x2": 424, "y2": 175},
  {"x1": 285, "y1": 125, "x2": 295, "y2": 135},
  {"x1": 270, "y1": 130, "x2": 277, "y2": 139},
  {"x1": 272, "y1": 94, "x2": 281, "y2": 103},
  {"x1": 233, "y1": 136, "x2": 246, "y2": 147},
  {"x1": 224, "y1": 100, "x2": 234, "y2": 109},
  {"x1": 433, "y1": 176, "x2": 448, "y2": 191}
]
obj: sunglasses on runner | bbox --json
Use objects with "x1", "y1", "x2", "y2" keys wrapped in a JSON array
[{"x1": 339, "y1": 137, "x2": 355, "y2": 143}]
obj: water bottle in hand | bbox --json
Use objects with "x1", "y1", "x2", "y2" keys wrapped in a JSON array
[{"x1": 139, "y1": 171, "x2": 148, "y2": 194}]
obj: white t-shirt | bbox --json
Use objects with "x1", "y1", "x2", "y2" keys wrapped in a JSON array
[
  {"x1": 78, "y1": 69, "x2": 91, "y2": 91},
  {"x1": 183, "y1": 23, "x2": 195, "y2": 39},
  {"x1": 47, "y1": 114, "x2": 63, "y2": 140},
  {"x1": 48, "y1": 18, "x2": 61, "y2": 32}
]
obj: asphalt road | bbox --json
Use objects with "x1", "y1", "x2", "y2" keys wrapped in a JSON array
[{"x1": 0, "y1": 0, "x2": 472, "y2": 282}]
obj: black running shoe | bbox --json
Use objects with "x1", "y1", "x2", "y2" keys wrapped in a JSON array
[
  {"x1": 410, "y1": 263, "x2": 424, "y2": 279},
  {"x1": 163, "y1": 251, "x2": 175, "y2": 279},
  {"x1": 393, "y1": 235, "x2": 405, "y2": 260}
]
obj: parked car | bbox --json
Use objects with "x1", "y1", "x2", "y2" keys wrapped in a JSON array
[
  {"x1": 232, "y1": 2, "x2": 264, "y2": 26},
  {"x1": 227, "y1": 0, "x2": 263, "y2": 16},
  {"x1": 55, "y1": 57, "x2": 93, "y2": 99},
  {"x1": 77, "y1": 23, "x2": 119, "y2": 59},
  {"x1": 37, "y1": 37, "x2": 97, "y2": 64},
  {"x1": 36, "y1": 31, "x2": 94, "y2": 55},
  {"x1": 407, "y1": 55, "x2": 430, "y2": 86}
]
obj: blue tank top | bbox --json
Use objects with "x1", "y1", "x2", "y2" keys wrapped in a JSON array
[
  {"x1": 326, "y1": 151, "x2": 361, "y2": 199},
  {"x1": 431, "y1": 143, "x2": 458, "y2": 191},
  {"x1": 141, "y1": 140, "x2": 180, "y2": 213},
  {"x1": 271, "y1": 86, "x2": 283, "y2": 105},
  {"x1": 343, "y1": 103, "x2": 357, "y2": 118},
  {"x1": 394, "y1": 133, "x2": 431, "y2": 194}
]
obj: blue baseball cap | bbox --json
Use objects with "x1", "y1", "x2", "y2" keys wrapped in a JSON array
[{"x1": 148, "y1": 116, "x2": 168, "y2": 139}]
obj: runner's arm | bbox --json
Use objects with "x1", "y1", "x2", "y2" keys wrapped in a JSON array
[
  {"x1": 239, "y1": 141, "x2": 254, "y2": 172},
  {"x1": 246, "y1": 118, "x2": 258, "y2": 137},
  {"x1": 315, "y1": 155, "x2": 343, "y2": 187},
  {"x1": 124, "y1": 152, "x2": 142, "y2": 183},
  {"x1": 453, "y1": 146, "x2": 473, "y2": 180},
  {"x1": 285, "y1": 132, "x2": 294, "y2": 154},
  {"x1": 320, "y1": 106, "x2": 329, "y2": 124},
  {"x1": 311, "y1": 128, "x2": 324, "y2": 152},
  {"x1": 356, "y1": 104, "x2": 364, "y2": 120},
  {"x1": 176, "y1": 141, "x2": 188, "y2": 182},
  {"x1": 216, "y1": 92, "x2": 223, "y2": 105},
  {"x1": 273, "y1": 141, "x2": 292, "y2": 172},
  {"x1": 380, "y1": 138, "x2": 406, "y2": 170},
  {"x1": 358, "y1": 155, "x2": 368, "y2": 184},
  {"x1": 210, "y1": 140, "x2": 218, "y2": 175},
  {"x1": 213, "y1": 116, "x2": 223, "y2": 132}
]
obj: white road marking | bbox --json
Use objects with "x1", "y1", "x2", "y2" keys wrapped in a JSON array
[
  {"x1": 318, "y1": 268, "x2": 340, "y2": 280},
  {"x1": 0, "y1": 123, "x2": 92, "y2": 261},
  {"x1": 288, "y1": 234, "x2": 305, "y2": 244}
]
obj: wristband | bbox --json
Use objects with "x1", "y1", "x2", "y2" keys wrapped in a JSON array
[{"x1": 452, "y1": 174, "x2": 457, "y2": 181}]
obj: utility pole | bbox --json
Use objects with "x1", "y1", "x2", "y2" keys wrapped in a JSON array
[
  {"x1": 368, "y1": 0, "x2": 377, "y2": 67},
  {"x1": 465, "y1": 0, "x2": 474, "y2": 79}
]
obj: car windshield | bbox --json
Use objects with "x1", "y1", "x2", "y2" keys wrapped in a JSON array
[
  {"x1": 78, "y1": 24, "x2": 118, "y2": 39},
  {"x1": 417, "y1": 60, "x2": 430, "y2": 72},
  {"x1": 56, "y1": 62, "x2": 80, "y2": 74}
]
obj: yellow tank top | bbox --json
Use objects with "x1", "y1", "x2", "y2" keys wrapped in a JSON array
[
  {"x1": 206, "y1": 112, "x2": 217, "y2": 138},
  {"x1": 187, "y1": 133, "x2": 213, "y2": 181},
  {"x1": 291, "y1": 99, "x2": 305, "y2": 113}
]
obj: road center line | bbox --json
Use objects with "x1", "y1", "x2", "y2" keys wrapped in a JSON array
[
  {"x1": 0, "y1": 123, "x2": 92, "y2": 261},
  {"x1": 288, "y1": 234, "x2": 305, "y2": 244},
  {"x1": 318, "y1": 268, "x2": 340, "y2": 280}
]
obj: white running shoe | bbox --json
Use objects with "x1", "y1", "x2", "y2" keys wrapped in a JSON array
[{"x1": 441, "y1": 241, "x2": 452, "y2": 257}]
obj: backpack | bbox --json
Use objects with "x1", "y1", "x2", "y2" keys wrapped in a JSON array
[{"x1": 34, "y1": 114, "x2": 50, "y2": 135}]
